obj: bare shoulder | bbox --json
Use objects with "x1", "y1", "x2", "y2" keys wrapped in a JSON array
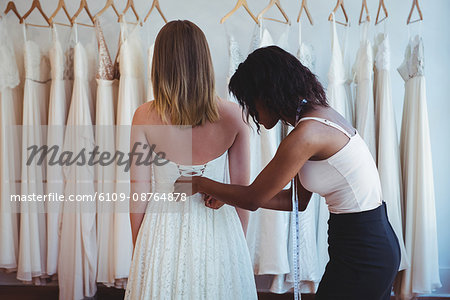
[
  {"x1": 132, "y1": 101, "x2": 161, "y2": 125},
  {"x1": 216, "y1": 98, "x2": 246, "y2": 129}
]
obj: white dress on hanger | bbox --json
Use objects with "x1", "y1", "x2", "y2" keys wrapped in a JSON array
[
  {"x1": 17, "y1": 24, "x2": 51, "y2": 284},
  {"x1": 352, "y1": 22, "x2": 376, "y2": 159},
  {"x1": 270, "y1": 21, "x2": 321, "y2": 294},
  {"x1": 94, "y1": 19, "x2": 119, "y2": 287},
  {"x1": 245, "y1": 23, "x2": 290, "y2": 277},
  {"x1": 373, "y1": 32, "x2": 408, "y2": 271},
  {"x1": 327, "y1": 13, "x2": 353, "y2": 122},
  {"x1": 0, "y1": 15, "x2": 21, "y2": 272},
  {"x1": 125, "y1": 152, "x2": 257, "y2": 300},
  {"x1": 46, "y1": 26, "x2": 73, "y2": 278},
  {"x1": 397, "y1": 34, "x2": 441, "y2": 299},
  {"x1": 58, "y1": 27, "x2": 97, "y2": 300},
  {"x1": 114, "y1": 22, "x2": 145, "y2": 287},
  {"x1": 147, "y1": 43, "x2": 154, "y2": 102}
]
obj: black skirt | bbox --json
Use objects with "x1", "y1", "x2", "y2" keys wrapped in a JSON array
[{"x1": 315, "y1": 202, "x2": 400, "y2": 300}]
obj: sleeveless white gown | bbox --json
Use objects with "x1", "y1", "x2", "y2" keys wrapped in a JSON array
[
  {"x1": 59, "y1": 31, "x2": 97, "y2": 300},
  {"x1": 397, "y1": 35, "x2": 441, "y2": 299},
  {"x1": 352, "y1": 22, "x2": 376, "y2": 159},
  {"x1": 17, "y1": 24, "x2": 51, "y2": 284},
  {"x1": 114, "y1": 21, "x2": 145, "y2": 287},
  {"x1": 94, "y1": 18, "x2": 119, "y2": 287},
  {"x1": 125, "y1": 151, "x2": 257, "y2": 299},
  {"x1": 373, "y1": 32, "x2": 409, "y2": 271},
  {"x1": 46, "y1": 26, "x2": 73, "y2": 278},
  {"x1": 0, "y1": 15, "x2": 21, "y2": 272}
]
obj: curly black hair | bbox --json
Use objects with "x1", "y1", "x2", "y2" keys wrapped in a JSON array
[{"x1": 229, "y1": 45, "x2": 328, "y2": 131}]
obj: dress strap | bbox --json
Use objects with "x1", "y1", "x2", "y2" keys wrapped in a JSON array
[{"x1": 298, "y1": 117, "x2": 353, "y2": 138}]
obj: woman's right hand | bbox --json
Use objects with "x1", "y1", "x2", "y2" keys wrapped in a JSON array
[{"x1": 204, "y1": 194, "x2": 225, "y2": 210}]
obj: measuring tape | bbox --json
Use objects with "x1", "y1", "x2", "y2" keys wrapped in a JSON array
[{"x1": 292, "y1": 177, "x2": 301, "y2": 300}]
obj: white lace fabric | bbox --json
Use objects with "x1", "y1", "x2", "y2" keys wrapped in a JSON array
[
  {"x1": 398, "y1": 35, "x2": 425, "y2": 81},
  {"x1": 0, "y1": 17, "x2": 20, "y2": 90}
]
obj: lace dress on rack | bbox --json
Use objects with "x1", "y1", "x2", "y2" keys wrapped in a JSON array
[
  {"x1": 17, "y1": 23, "x2": 51, "y2": 285},
  {"x1": 352, "y1": 21, "x2": 376, "y2": 159},
  {"x1": 113, "y1": 21, "x2": 146, "y2": 288},
  {"x1": 46, "y1": 25, "x2": 74, "y2": 279},
  {"x1": 327, "y1": 13, "x2": 353, "y2": 122},
  {"x1": 270, "y1": 20, "x2": 321, "y2": 295},
  {"x1": 396, "y1": 34, "x2": 441, "y2": 299},
  {"x1": 58, "y1": 24, "x2": 98, "y2": 300},
  {"x1": 245, "y1": 21, "x2": 291, "y2": 279},
  {"x1": 373, "y1": 31, "x2": 409, "y2": 272},
  {"x1": 125, "y1": 148, "x2": 257, "y2": 299},
  {"x1": 0, "y1": 14, "x2": 21, "y2": 272},
  {"x1": 94, "y1": 17, "x2": 119, "y2": 288}
]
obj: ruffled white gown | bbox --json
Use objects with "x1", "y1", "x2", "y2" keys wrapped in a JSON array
[
  {"x1": 373, "y1": 32, "x2": 408, "y2": 271},
  {"x1": 46, "y1": 26, "x2": 73, "y2": 278},
  {"x1": 94, "y1": 19, "x2": 119, "y2": 287},
  {"x1": 125, "y1": 152, "x2": 257, "y2": 299},
  {"x1": 397, "y1": 35, "x2": 441, "y2": 299},
  {"x1": 114, "y1": 21, "x2": 145, "y2": 287},
  {"x1": 352, "y1": 22, "x2": 376, "y2": 159},
  {"x1": 0, "y1": 15, "x2": 21, "y2": 272},
  {"x1": 17, "y1": 24, "x2": 51, "y2": 284},
  {"x1": 270, "y1": 21, "x2": 321, "y2": 294},
  {"x1": 245, "y1": 22, "x2": 290, "y2": 277},
  {"x1": 58, "y1": 30, "x2": 97, "y2": 300}
]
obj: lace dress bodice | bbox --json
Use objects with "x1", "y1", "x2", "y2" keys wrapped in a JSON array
[
  {"x1": 374, "y1": 33, "x2": 390, "y2": 71},
  {"x1": 24, "y1": 40, "x2": 50, "y2": 83},
  {"x1": 49, "y1": 27, "x2": 64, "y2": 81},
  {"x1": 297, "y1": 22, "x2": 316, "y2": 71},
  {"x1": 398, "y1": 35, "x2": 424, "y2": 81},
  {"x1": 0, "y1": 16, "x2": 20, "y2": 90}
]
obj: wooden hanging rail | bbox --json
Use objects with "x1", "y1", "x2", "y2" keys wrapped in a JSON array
[
  {"x1": 220, "y1": 0, "x2": 259, "y2": 24},
  {"x1": 328, "y1": 0, "x2": 348, "y2": 26},
  {"x1": 144, "y1": 0, "x2": 168, "y2": 23},
  {"x1": 407, "y1": 0, "x2": 423, "y2": 24},
  {"x1": 257, "y1": 0, "x2": 290, "y2": 25},
  {"x1": 297, "y1": 0, "x2": 313, "y2": 25}
]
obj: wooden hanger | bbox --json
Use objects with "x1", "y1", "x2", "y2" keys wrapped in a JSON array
[
  {"x1": 375, "y1": 0, "x2": 388, "y2": 25},
  {"x1": 297, "y1": 0, "x2": 313, "y2": 25},
  {"x1": 4, "y1": 1, "x2": 22, "y2": 22},
  {"x1": 328, "y1": 0, "x2": 348, "y2": 26},
  {"x1": 144, "y1": 0, "x2": 168, "y2": 24},
  {"x1": 119, "y1": 0, "x2": 140, "y2": 25},
  {"x1": 220, "y1": 0, "x2": 259, "y2": 24},
  {"x1": 22, "y1": 0, "x2": 51, "y2": 27},
  {"x1": 257, "y1": 0, "x2": 290, "y2": 25},
  {"x1": 94, "y1": 0, "x2": 120, "y2": 22},
  {"x1": 359, "y1": 0, "x2": 370, "y2": 25},
  {"x1": 49, "y1": 0, "x2": 72, "y2": 27},
  {"x1": 407, "y1": 0, "x2": 423, "y2": 24},
  {"x1": 71, "y1": 0, "x2": 95, "y2": 27}
]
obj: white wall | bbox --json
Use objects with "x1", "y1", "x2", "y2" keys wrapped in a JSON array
[{"x1": 6, "y1": 0, "x2": 450, "y2": 294}]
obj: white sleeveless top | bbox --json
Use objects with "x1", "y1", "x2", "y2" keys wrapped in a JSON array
[{"x1": 297, "y1": 117, "x2": 382, "y2": 214}]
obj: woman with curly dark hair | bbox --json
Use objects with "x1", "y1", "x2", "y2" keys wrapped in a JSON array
[{"x1": 175, "y1": 46, "x2": 400, "y2": 300}]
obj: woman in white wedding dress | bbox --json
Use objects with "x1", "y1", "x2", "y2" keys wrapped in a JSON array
[{"x1": 125, "y1": 20, "x2": 257, "y2": 300}]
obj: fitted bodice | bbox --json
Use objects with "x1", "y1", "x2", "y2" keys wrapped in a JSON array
[
  {"x1": 374, "y1": 33, "x2": 390, "y2": 71},
  {"x1": 397, "y1": 35, "x2": 424, "y2": 81},
  {"x1": 50, "y1": 28, "x2": 64, "y2": 80},
  {"x1": 95, "y1": 18, "x2": 117, "y2": 80},
  {"x1": 153, "y1": 151, "x2": 228, "y2": 194},
  {"x1": 0, "y1": 15, "x2": 19, "y2": 90},
  {"x1": 24, "y1": 40, "x2": 50, "y2": 82},
  {"x1": 297, "y1": 117, "x2": 382, "y2": 213},
  {"x1": 327, "y1": 15, "x2": 346, "y2": 85},
  {"x1": 118, "y1": 22, "x2": 144, "y2": 78}
]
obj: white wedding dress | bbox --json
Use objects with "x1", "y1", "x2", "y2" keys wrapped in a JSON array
[
  {"x1": 114, "y1": 21, "x2": 145, "y2": 287},
  {"x1": 397, "y1": 34, "x2": 441, "y2": 299},
  {"x1": 373, "y1": 31, "x2": 408, "y2": 271},
  {"x1": 0, "y1": 15, "x2": 21, "y2": 272},
  {"x1": 125, "y1": 151, "x2": 257, "y2": 299},
  {"x1": 59, "y1": 26, "x2": 97, "y2": 300},
  {"x1": 46, "y1": 26, "x2": 73, "y2": 278},
  {"x1": 17, "y1": 24, "x2": 51, "y2": 284},
  {"x1": 94, "y1": 18, "x2": 119, "y2": 287},
  {"x1": 352, "y1": 22, "x2": 376, "y2": 159}
]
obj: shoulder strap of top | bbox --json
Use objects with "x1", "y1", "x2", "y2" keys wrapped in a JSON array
[{"x1": 298, "y1": 117, "x2": 353, "y2": 138}]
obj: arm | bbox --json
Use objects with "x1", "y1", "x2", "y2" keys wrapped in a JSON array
[
  {"x1": 178, "y1": 124, "x2": 318, "y2": 212},
  {"x1": 228, "y1": 113, "x2": 251, "y2": 234},
  {"x1": 129, "y1": 115, "x2": 152, "y2": 247}
]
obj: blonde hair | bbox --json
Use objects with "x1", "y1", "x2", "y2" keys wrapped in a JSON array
[{"x1": 151, "y1": 20, "x2": 219, "y2": 126}]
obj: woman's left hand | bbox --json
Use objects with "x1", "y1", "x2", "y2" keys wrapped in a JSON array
[{"x1": 174, "y1": 176, "x2": 200, "y2": 197}]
